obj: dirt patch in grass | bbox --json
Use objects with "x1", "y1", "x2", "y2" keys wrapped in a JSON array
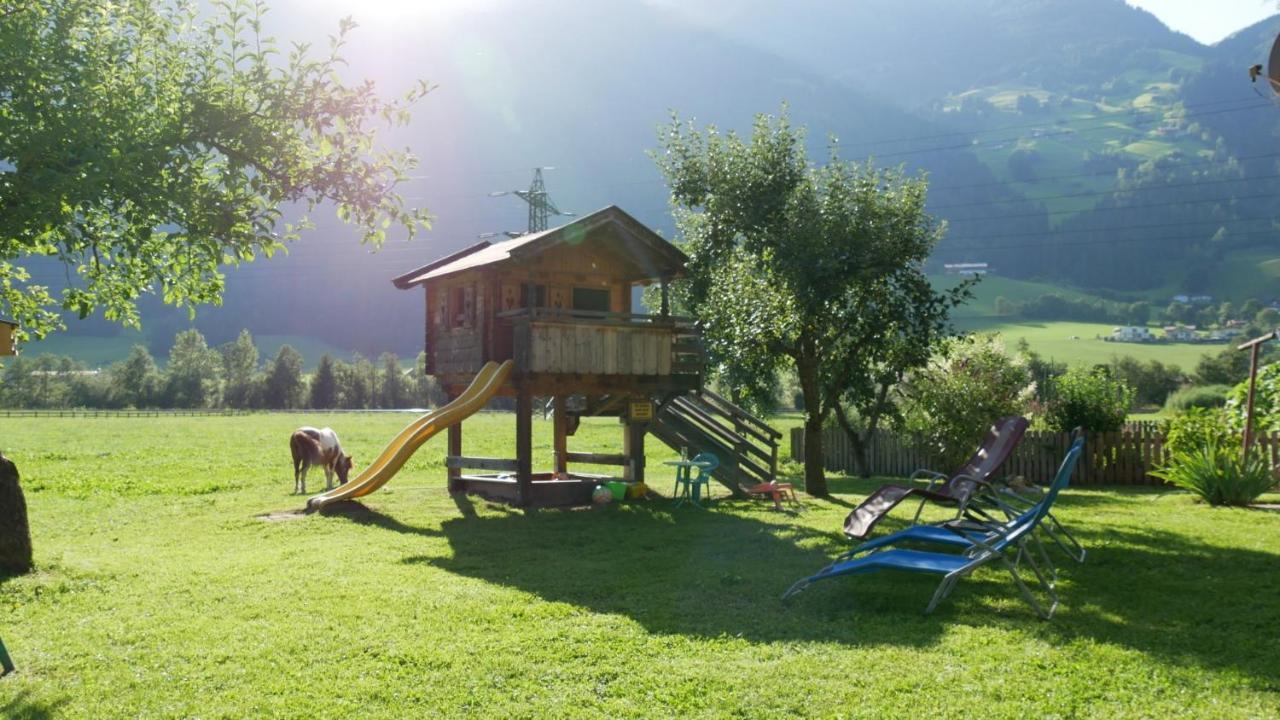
[{"x1": 254, "y1": 509, "x2": 308, "y2": 522}]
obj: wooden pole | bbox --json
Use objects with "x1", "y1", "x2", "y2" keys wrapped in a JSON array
[
  {"x1": 1244, "y1": 342, "x2": 1261, "y2": 458},
  {"x1": 623, "y1": 417, "x2": 646, "y2": 485},
  {"x1": 1238, "y1": 329, "x2": 1278, "y2": 460},
  {"x1": 553, "y1": 395, "x2": 568, "y2": 477},
  {"x1": 516, "y1": 389, "x2": 533, "y2": 506},
  {"x1": 447, "y1": 419, "x2": 462, "y2": 493}
]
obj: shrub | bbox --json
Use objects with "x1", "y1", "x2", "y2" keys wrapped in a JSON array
[
  {"x1": 1110, "y1": 355, "x2": 1184, "y2": 408},
  {"x1": 1161, "y1": 407, "x2": 1235, "y2": 457},
  {"x1": 1043, "y1": 366, "x2": 1133, "y2": 433},
  {"x1": 1164, "y1": 385, "x2": 1230, "y2": 412},
  {"x1": 1151, "y1": 440, "x2": 1276, "y2": 506},
  {"x1": 901, "y1": 335, "x2": 1035, "y2": 468},
  {"x1": 1225, "y1": 362, "x2": 1280, "y2": 434}
]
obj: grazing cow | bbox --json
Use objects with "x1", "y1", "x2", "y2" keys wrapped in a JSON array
[{"x1": 289, "y1": 429, "x2": 353, "y2": 494}]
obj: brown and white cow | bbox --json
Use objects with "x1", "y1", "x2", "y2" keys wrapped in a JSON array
[{"x1": 289, "y1": 428, "x2": 353, "y2": 494}]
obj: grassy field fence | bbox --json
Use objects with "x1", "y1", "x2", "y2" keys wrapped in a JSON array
[{"x1": 792, "y1": 424, "x2": 1280, "y2": 485}]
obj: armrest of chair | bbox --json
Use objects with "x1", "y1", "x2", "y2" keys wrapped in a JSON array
[{"x1": 908, "y1": 469, "x2": 949, "y2": 489}]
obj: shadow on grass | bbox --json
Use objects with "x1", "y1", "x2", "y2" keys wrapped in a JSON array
[
  {"x1": 319, "y1": 500, "x2": 445, "y2": 539},
  {"x1": 389, "y1": 499, "x2": 1024, "y2": 649},
  {"x1": 1, "y1": 690, "x2": 65, "y2": 720},
  {"x1": 344, "y1": 494, "x2": 1280, "y2": 689},
  {"x1": 1043, "y1": 524, "x2": 1280, "y2": 689}
]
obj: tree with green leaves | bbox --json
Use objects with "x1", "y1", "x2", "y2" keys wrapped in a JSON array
[
  {"x1": 112, "y1": 344, "x2": 162, "y2": 408},
  {"x1": 1256, "y1": 307, "x2": 1280, "y2": 329},
  {"x1": 0, "y1": 0, "x2": 430, "y2": 343},
  {"x1": 309, "y1": 354, "x2": 338, "y2": 409},
  {"x1": 220, "y1": 330, "x2": 261, "y2": 409},
  {"x1": 163, "y1": 329, "x2": 222, "y2": 408},
  {"x1": 378, "y1": 352, "x2": 409, "y2": 408},
  {"x1": 334, "y1": 354, "x2": 377, "y2": 409},
  {"x1": 262, "y1": 344, "x2": 304, "y2": 409},
  {"x1": 829, "y1": 272, "x2": 971, "y2": 478},
  {"x1": 654, "y1": 110, "x2": 957, "y2": 495}
]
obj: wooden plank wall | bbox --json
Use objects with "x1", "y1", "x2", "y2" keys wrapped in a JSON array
[
  {"x1": 528, "y1": 322, "x2": 672, "y2": 375},
  {"x1": 791, "y1": 425, "x2": 1280, "y2": 485}
]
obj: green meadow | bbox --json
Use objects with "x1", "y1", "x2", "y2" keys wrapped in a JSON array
[
  {"x1": 3, "y1": 413, "x2": 1279, "y2": 718},
  {"x1": 952, "y1": 318, "x2": 1223, "y2": 370}
]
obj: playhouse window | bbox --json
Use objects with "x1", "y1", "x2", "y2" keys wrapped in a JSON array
[
  {"x1": 520, "y1": 284, "x2": 548, "y2": 308},
  {"x1": 572, "y1": 287, "x2": 611, "y2": 314},
  {"x1": 450, "y1": 285, "x2": 474, "y2": 329}
]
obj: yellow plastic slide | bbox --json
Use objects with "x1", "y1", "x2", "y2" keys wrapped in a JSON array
[{"x1": 306, "y1": 360, "x2": 513, "y2": 512}]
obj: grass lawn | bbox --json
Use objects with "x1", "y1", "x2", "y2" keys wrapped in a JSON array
[
  {"x1": 951, "y1": 318, "x2": 1223, "y2": 370},
  {"x1": 4, "y1": 413, "x2": 1280, "y2": 717}
]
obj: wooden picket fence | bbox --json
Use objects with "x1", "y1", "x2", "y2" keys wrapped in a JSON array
[{"x1": 791, "y1": 424, "x2": 1280, "y2": 485}]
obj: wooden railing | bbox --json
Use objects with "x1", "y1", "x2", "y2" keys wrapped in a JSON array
[
  {"x1": 501, "y1": 308, "x2": 704, "y2": 376},
  {"x1": 791, "y1": 424, "x2": 1280, "y2": 486},
  {"x1": 651, "y1": 390, "x2": 780, "y2": 492}
]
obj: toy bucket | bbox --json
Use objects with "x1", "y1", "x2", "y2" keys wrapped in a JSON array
[{"x1": 605, "y1": 481, "x2": 628, "y2": 500}]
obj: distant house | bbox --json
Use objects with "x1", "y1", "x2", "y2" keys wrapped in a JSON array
[
  {"x1": 944, "y1": 262, "x2": 990, "y2": 276},
  {"x1": 1209, "y1": 327, "x2": 1245, "y2": 341},
  {"x1": 0, "y1": 318, "x2": 15, "y2": 356},
  {"x1": 1110, "y1": 326, "x2": 1153, "y2": 343},
  {"x1": 1171, "y1": 294, "x2": 1190, "y2": 304},
  {"x1": 1163, "y1": 325, "x2": 1199, "y2": 342}
]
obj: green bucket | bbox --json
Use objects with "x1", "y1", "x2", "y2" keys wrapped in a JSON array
[{"x1": 605, "y1": 481, "x2": 628, "y2": 501}]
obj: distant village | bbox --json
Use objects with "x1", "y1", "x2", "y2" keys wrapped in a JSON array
[
  {"x1": 1107, "y1": 293, "x2": 1263, "y2": 345},
  {"x1": 1106, "y1": 323, "x2": 1245, "y2": 345}
]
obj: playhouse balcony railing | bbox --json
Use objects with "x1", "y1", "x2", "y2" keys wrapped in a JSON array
[{"x1": 497, "y1": 307, "x2": 703, "y2": 377}]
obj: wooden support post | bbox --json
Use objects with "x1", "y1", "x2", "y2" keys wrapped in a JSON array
[
  {"x1": 623, "y1": 418, "x2": 646, "y2": 485},
  {"x1": 447, "y1": 399, "x2": 463, "y2": 493},
  {"x1": 1244, "y1": 342, "x2": 1261, "y2": 458},
  {"x1": 553, "y1": 395, "x2": 568, "y2": 477},
  {"x1": 516, "y1": 390, "x2": 533, "y2": 505},
  {"x1": 1238, "y1": 328, "x2": 1278, "y2": 460}
]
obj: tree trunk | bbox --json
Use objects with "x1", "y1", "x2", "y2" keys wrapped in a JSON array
[
  {"x1": 833, "y1": 405, "x2": 872, "y2": 478},
  {"x1": 832, "y1": 381, "x2": 893, "y2": 479},
  {"x1": 0, "y1": 452, "x2": 33, "y2": 576},
  {"x1": 796, "y1": 353, "x2": 829, "y2": 496}
]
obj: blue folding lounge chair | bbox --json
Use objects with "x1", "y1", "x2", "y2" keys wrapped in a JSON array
[
  {"x1": 782, "y1": 441, "x2": 1082, "y2": 619},
  {"x1": 837, "y1": 439, "x2": 1084, "y2": 585}
]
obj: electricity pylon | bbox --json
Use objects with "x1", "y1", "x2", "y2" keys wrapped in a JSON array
[{"x1": 489, "y1": 167, "x2": 573, "y2": 235}]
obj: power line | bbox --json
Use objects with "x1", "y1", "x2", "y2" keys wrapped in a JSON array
[
  {"x1": 928, "y1": 171, "x2": 1280, "y2": 211},
  {"x1": 868, "y1": 101, "x2": 1272, "y2": 161},
  {"x1": 927, "y1": 150, "x2": 1280, "y2": 193},
  {"x1": 936, "y1": 226, "x2": 1278, "y2": 254},
  {"x1": 838, "y1": 94, "x2": 1266, "y2": 152},
  {"x1": 945, "y1": 189, "x2": 1278, "y2": 223}
]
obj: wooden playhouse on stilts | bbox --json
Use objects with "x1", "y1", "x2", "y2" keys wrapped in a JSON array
[{"x1": 391, "y1": 206, "x2": 781, "y2": 507}]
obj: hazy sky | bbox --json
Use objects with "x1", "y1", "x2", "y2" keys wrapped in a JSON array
[{"x1": 1126, "y1": 0, "x2": 1276, "y2": 44}]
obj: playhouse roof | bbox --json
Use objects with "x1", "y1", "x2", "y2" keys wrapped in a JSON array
[{"x1": 391, "y1": 205, "x2": 687, "y2": 289}]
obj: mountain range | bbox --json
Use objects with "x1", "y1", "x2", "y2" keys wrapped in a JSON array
[{"x1": 27, "y1": 0, "x2": 1280, "y2": 361}]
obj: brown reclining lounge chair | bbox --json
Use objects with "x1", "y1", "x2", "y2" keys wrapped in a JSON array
[{"x1": 842, "y1": 416, "x2": 1029, "y2": 540}]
